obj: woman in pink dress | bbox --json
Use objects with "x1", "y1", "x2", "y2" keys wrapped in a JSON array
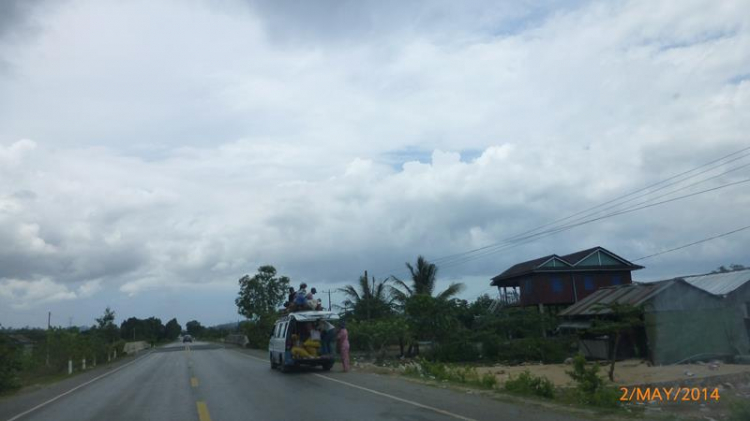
[{"x1": 336, "y1": 321, "x2": 350, "y2": 372}]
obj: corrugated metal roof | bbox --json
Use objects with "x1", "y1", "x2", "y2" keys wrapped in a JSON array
[
  {"x1": 680, "y1": 270, "x2": 750, "y2": 296},
  {"x1": 559, "y1": 281, "x2": 673, "y2": 316}
]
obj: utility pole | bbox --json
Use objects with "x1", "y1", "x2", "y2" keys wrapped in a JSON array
[
  {"x1": 319, "y1": 290, "x2": 333, "y2": 311},
  {"x1": 46, "y1": 311, "x2": 51, "y2": 367}
]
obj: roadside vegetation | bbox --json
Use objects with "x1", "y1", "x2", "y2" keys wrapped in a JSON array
[
  {"x1": 229, "y1": 259, "x2": 750, "y2": 414},
  {"x1": 0, "y1": 308, "x2": 186, "y2": 395}
]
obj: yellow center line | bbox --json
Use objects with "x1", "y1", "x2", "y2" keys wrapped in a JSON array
[
  {"x1": 191, "y1": 377, "x2": 199, "y2": 387},
  {"x1": 196, "y1": 401, "x2": 212, "y2": 421}
]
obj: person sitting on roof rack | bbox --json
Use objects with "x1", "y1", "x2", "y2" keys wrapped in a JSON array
[
  {"x1": 305, "y1": 287, "x2": 318, "y2": 310},
  {"x1": 284, "y1": 287, "x2": 296, "y2": 309},
  {"x1": 292, "y1": 283, "x2": 308, "y2": 312}
]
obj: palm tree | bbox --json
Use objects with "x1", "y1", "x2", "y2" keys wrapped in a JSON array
[
  {"x1": 391, "y1": 255, "x2": 465, "y2": 304},
  {"x1": 339, "y1": 271, "x2": 393, "y2": 320}
]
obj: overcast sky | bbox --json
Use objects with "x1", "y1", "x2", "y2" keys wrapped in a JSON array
[{"x1": 1, "y1": 0, "x2": 748, "y2": 328}]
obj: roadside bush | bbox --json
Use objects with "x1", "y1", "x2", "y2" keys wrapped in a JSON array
[
  {"x1": 565, "y1": 354, "x2": 619, "y2": 408},
  {"x1": 504, "y1": 370, "x2": 555, "y2": 398},
  {"x1": 430, "y1": 337, "x2": 480, "y2": 362},
  {"x1": 481, "y1": 336, "x2": 501, "y2": 360},
  {"x1": 729, "y1": 400, "x2": 750, "y2": 421},
  {"x1": 241, "y1": 318, "x2": 275, "y2": 348},
  {"x1": 348, "y1": 318, "x2": 409, "y2": 359},
  {"x1": 0, "y1": 335, "x2": 21, "y2": 393},
  {"x1": 405, "y1": 358, "x2": 497, "y2": 390},
  {"x1": 503, "y1": 337, "x2": 574, "y2": 364},
  {"x1": 111, "y1": 339, "x2": 126, "y2": 356}
]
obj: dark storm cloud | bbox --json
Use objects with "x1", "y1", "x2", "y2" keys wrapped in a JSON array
[
  {"x1": 0, "y1": 0, "x2": 41, "y2": 39},
  {"x1": 0, "y1": 0, "x2": 57, "y2": 72}
]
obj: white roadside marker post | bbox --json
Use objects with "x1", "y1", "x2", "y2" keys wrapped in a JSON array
[
  {"x1": 68, "y1": 359, "x2": 72, "y2": 375},
  {"x1": 82, "y1": 358, "x2": 86, "y2": 370}
]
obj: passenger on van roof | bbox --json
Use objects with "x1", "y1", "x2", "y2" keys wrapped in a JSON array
[
  {"x1": 305, "y1": 288, "x2": 317, "y2": 310},
  {"x1": 287, "y1": 287, "x2": 296, "y2": 305},
  {"x1": 293, "y1": 285, "x2": 308, "y2": 310}
]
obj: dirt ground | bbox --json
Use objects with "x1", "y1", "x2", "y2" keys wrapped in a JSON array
[
  {"x1": 475, "y1": 359, "x2": 750, "y2": 386},
  {"x1": 353, "y1": 357, "x2": 750, "y2": 420}
]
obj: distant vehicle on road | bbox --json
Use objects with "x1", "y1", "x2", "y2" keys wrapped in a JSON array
[
  {"x1": 183, "y1": 335, "x2": 193, "y2": 343},
  {"x1": 269, "y1": 311, "x2": 339, "y2": 373}
]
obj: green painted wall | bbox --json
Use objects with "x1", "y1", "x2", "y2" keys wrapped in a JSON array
[{"x1": 645, "y1": 308, "x2": 747, "y2": 364}]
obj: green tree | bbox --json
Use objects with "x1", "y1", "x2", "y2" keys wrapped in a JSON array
[
  {"x1": 164, "y1": 318, "x2": 182, "y2": 341},
  {"x1": 185, "y1": 320, "x2": 204, "y2": 337},
  {"x1": 95, "y1": 307, "x2": 119, "y2": 344},
  {"x1": 404, "y1": 295, "x2": 457, "y2": 343},
  {"x1": 588, "y1": 303, "x2": 643, "y2": 381},
  {"x1": 120, "y1": 317, "x2": 165, "y2": 343},
  {"x1": 391, "y1": 255, "x2": 465, "y2": 305},
  {"x1": 235, "y1": 265, "x2": 290, "y2": 320},
  {"x1": 339, "y1": 273, "x2": 393, "y2": 320}
]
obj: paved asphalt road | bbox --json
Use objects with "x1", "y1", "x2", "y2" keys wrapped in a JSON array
[{"x1": 0, "y1": 342, "x2": 591, "y2": 421}]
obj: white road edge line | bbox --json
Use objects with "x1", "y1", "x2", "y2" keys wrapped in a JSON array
[
  {"x1": 312, "y1": 374, "x2": 478, "y2": 421},
  {"x1": 233, "y1": 350, "x2": 477, "y2": 421},
  {"x1": 6, "y1": 351, "x2": 155, "y2": 421}
]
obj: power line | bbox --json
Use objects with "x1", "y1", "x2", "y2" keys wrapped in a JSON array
[
  {"x1": 436, "y1": 177, "x2": 750, "y2": 270},
  {"x1": 433, "y1": 149, "x2": 750, "y2": 267},
  {"x1": 464, "y1": 224, "x2": 750, "y2": 303},
  {"x1": 373, "y1": 145, "x2": 750, "y2": 280},
  {"x1": 632, "y1": 224, "x2": 750, "y2": 262}
]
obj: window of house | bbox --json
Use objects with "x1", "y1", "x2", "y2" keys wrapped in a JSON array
[
  {"x1": 552, "y1": 277, "x2": 563, "y2": 293},
  {"x1": 584, "y1": 276, "x2": 594, "y2": 290},
  {"x1": 524, "y1": 279, "x2": 533, "y2": 294},
  {"x1": 612, "y1": 275, "x2": 622, "y2": 285}
]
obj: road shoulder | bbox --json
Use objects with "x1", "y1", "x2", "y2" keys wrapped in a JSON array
[{"x1": 0, "y1": 350, "x2": 154, "y2": 421}]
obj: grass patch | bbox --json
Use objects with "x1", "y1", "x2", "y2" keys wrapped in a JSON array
[
  {"x1": 399, "y1": 355, "x2": 628, "y2": 415},
  {"x1": 504, "y1": 370, "x2": 555, "y2": 399},
  {"x1": 729, "y1": 399, "x2": 750, "y2": 421},
  {"x1": 403, "y1": 358, "x2": 497, "y2": 390}
]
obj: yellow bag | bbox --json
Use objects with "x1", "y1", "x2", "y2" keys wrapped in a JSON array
[
  {"x1": 303, "y1": 339, "x2": 320, "y2": 357},
  {"x1": 292, "y1": 346, "x2": 312, "y2": 359}
]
